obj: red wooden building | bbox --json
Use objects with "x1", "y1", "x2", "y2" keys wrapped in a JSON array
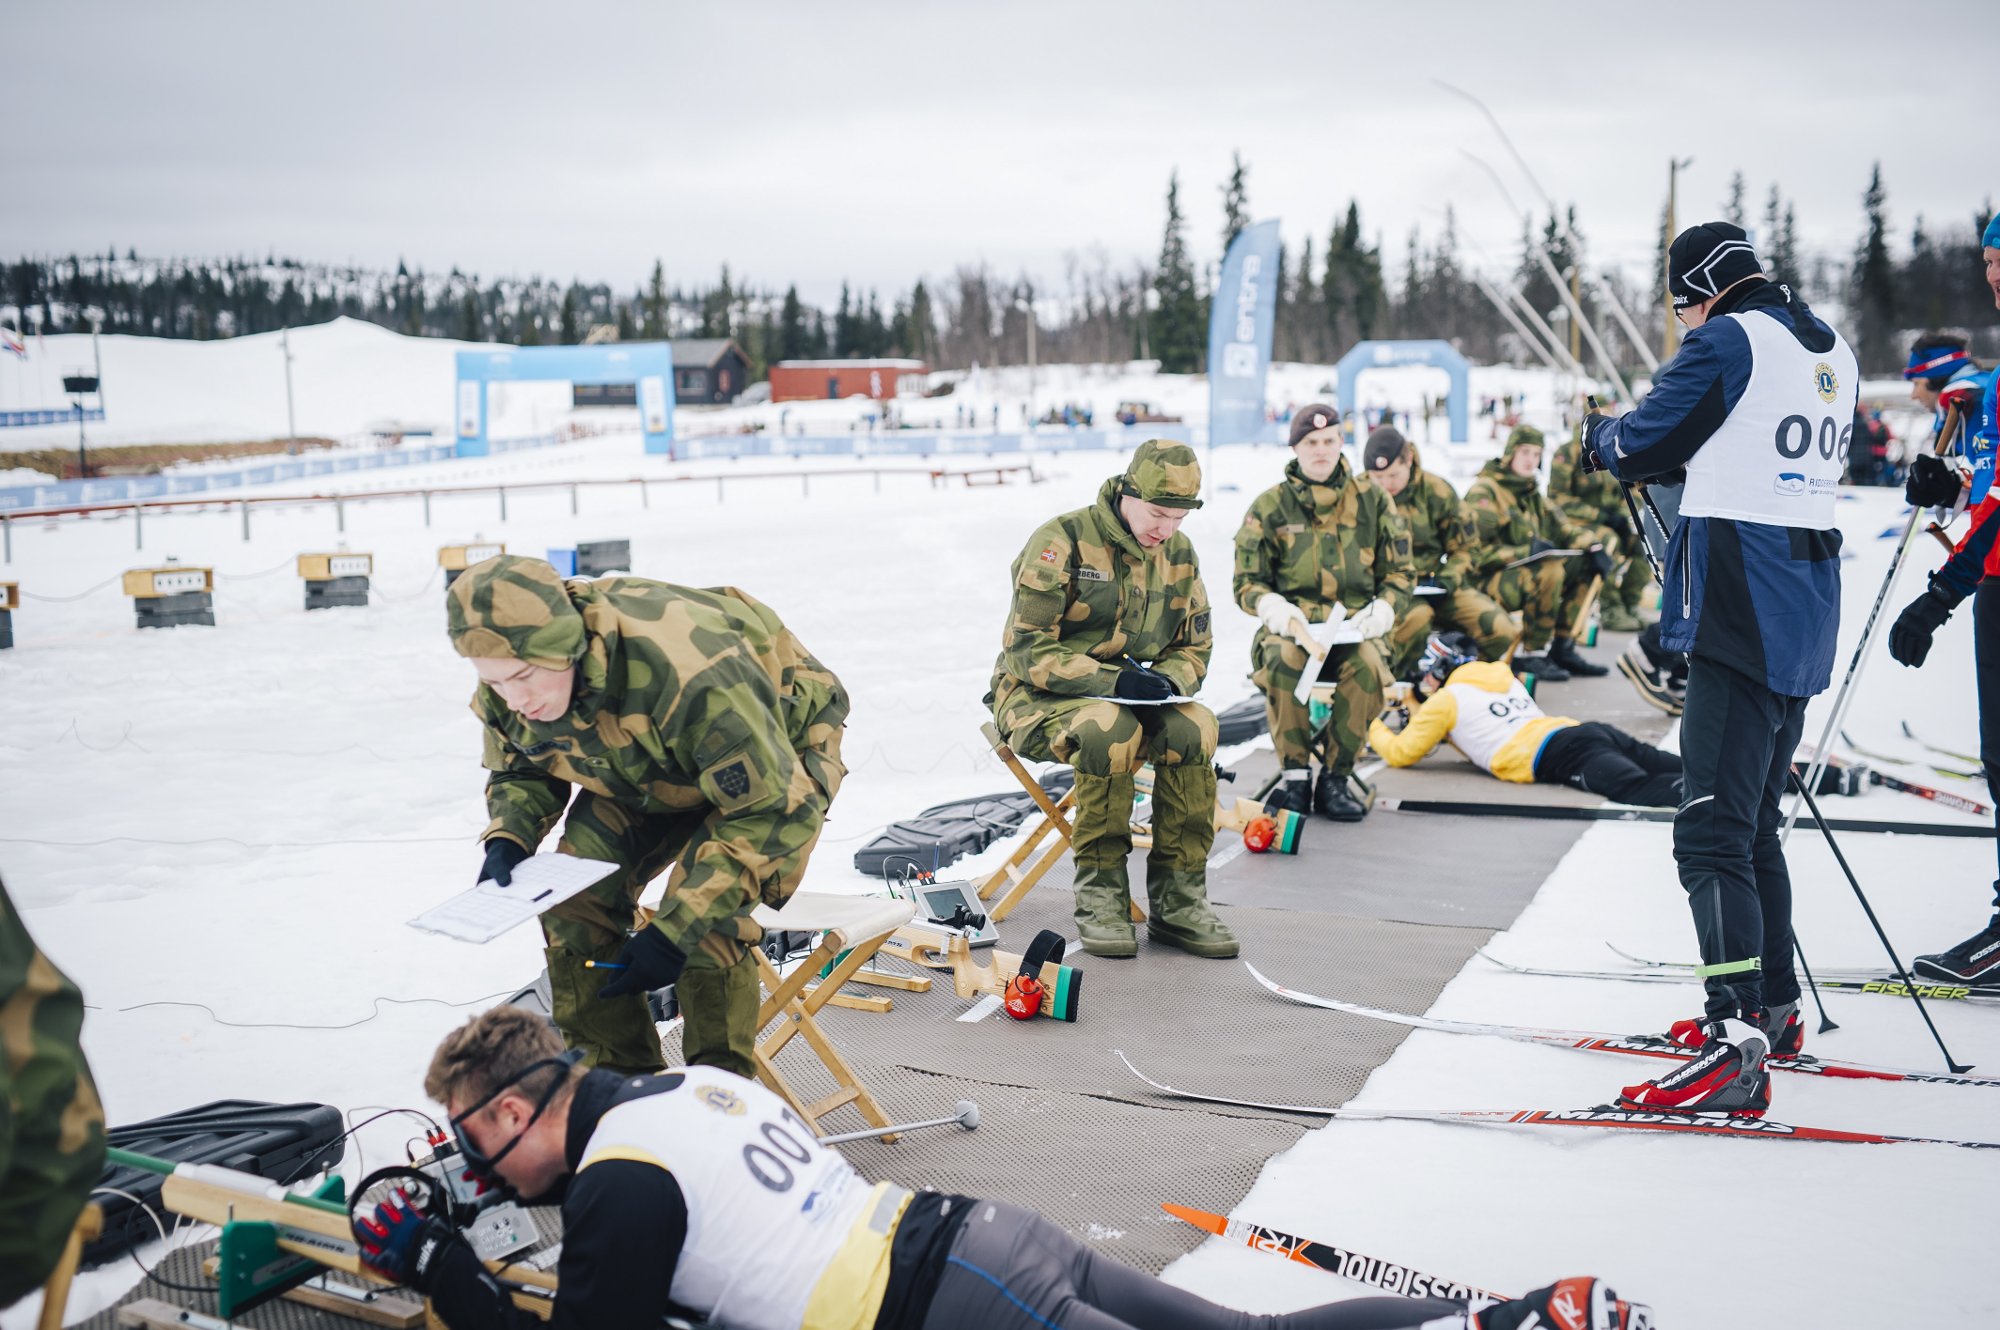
[{"x1": 769, "y1": 358, "x2": 930, "y2": 402}]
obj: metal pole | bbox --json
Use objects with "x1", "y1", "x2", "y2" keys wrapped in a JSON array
[
  {"x1": 499, "y1": 486, "x2": 507, "y2": 521},
  {"x1": 3, "y1": 514, "x2": 9, "y2": 563},
  {"x1": 1473, "y1": 273, "x2": 1565, "y2": 375},
  {"x1": 1665, "y1": 158, "x2": 1692, "y2": 359},
  {"x1": 282, "y1": 326, "x2": 298, "y2": 454},
  {"x1": 423, "y1": 491, "x2": 431, "y2": 526},
  {"x1": 134, "y1": 503, "x2": 142, "y2": 549},
  {"x1": 570, "y1": 483, "x2": 578, "y2": 516},
  {"x1": 336, "y1": 495, "x2": 345, "y2": 533},
  {"x1": 1594, "y1": 275, "x2": 1661, "y2": 376},
  {"x1": 241, "y1": 499, "x2": 251, "y2": 541},
  {"x1": 638, "y1": 479, "x2": 648, "y2": 509},
  {"x1": 1506, "y1": 284, "x2": 1585, "y2": 377}
]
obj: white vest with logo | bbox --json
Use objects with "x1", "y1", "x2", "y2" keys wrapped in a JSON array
[
  {"x1": 578, "y1": 1072, "x2": 889, "y2": 1330},
  {"x1": 1442, "y1": 676, "x2": 1543, "y2": 772},
  {"x1": 1680, "y1": 307, "x2": 1857, "y2": 528}
]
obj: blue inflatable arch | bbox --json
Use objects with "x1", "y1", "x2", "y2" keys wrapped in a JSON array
[
  {"x1": 1331, "y1": 340, "x2": 1469, "y2": 444},
  {"x1": 455, "y1": 343, "x2": 677, "y2": 457}
]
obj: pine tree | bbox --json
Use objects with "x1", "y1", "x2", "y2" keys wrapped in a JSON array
[
  {"x1": 907, "y1": 279, "x2": 935, "y2": 363},
  {"x1": 1151, "y1": 170, "x2": 1204, "y2": 372},
  {"x1": 1220, "y1": 150, "x2": 1250, "y2": 255},
  {"x1": 643, "y1": 260, "x2": 667, "y2": 339},
  {"x1": 1723, "y1": 171, "x2": 1746, "y2": 228},
  {"x1": 833, "y1": 282, "x2": 854, "y2": 357},
  {"x1": 1324, "y1": 201, "x2": 1386, "y2": 353},
  {"x1": 1851, "y1": 163, "x2": 1897, "y2": 371},
  {"x1": 779, "y1": 285, "x2": 811, "y2": 360}
]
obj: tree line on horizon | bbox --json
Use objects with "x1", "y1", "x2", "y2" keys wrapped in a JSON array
[{"x1": 5, "y1": 159, "x2": 1992, "y2": 381}]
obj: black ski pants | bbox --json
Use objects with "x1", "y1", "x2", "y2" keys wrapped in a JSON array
[
  {"x1": 1534, "y1": 722, "x2": 1684, "y2": 807},
  {"x1": 1672, "y1": 656, "x2": 1806, "y2": 1022},
  {"x1": 920, "y1": 1200, "x2": 1464, "y2": 1330},
  {"x1": 1977, "y1": 578, "x2": 2000, "y2": 910}
]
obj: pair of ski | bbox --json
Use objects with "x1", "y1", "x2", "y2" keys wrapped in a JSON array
[
  {"x1": 1486, "y1": 945, "x2": 2000, "y2": 1003},
  {"x1": 1116, "y1": 965, "x2": 2000, "y2": 1151},
  {"x1": 1806, "y1": 737, "x2": 1990, "y2": 817}
]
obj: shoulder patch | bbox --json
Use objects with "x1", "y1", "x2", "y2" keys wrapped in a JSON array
[
  {"x1": 712, "y1": 756, "x2": 753, "y2": 800},
  {"x1": 1191, "y1": 610, "x2": 1210, "y2": 635},
  {"x1": 1038, "y1": 544, "x2": 1062, "y2": 564}
]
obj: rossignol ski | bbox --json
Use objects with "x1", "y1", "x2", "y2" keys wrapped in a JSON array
[
  {"x1": 1244, "y1": 963, "x2": 2000, "y2": 1088},
  {"x1": 1116, "y1": 1052, "x2": 2000, "y2": 1148},
  {"x1": 1799, "y1": 743, "x2": 1990, "y2": 817},
  {"x1": 1162, "y1": 1202, "x2": 1508, "y2": 1305},
  {"x1": 1477, "y1": 948, "x2": 2000, "y2": 1002}
]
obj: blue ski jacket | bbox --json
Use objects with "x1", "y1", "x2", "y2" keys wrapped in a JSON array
[{"x1": 1589, "y1": 280, "x2": 1845, "y2": 698}]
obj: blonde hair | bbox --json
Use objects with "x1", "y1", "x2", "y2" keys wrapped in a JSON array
[{"x1": 424, "y1": 1005, "x2": 575, "y2": 1109}]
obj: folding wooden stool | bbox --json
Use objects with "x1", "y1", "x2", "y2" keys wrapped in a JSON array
[
  {"x1": 36, "y1": 1204, "x2": 102, "y2": 1330},
  {"x1": 974, "y1": 722, "x2": 1144, "y2": 924},
  {"x1": 749, "y1": 892, "x2": 915, "y2": 1139}
]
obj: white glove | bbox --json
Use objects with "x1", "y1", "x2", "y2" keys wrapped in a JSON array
[
  {"x1": 1350, "y1": 598, "x2": 1395, "y2": 640},
  {"x1": 1256, "y1": 593, "x2": 1309, "y2": 637}
]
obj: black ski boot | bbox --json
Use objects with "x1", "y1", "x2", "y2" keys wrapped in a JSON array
[
  {"x1": 1314, "y1": 769, "x2": 1373, "y2": 822},
  {"x1": 1512, "y1": 651, "x2": 1570, "y2": 683},
  {"x1": 1550, "y1": 635, "x2": 1609, "y2": 678},
  {"x1": 1265, "y1": 768, "x2": 1313, "y2": 816},
  {"x1": 1914, "y1": 911, "x2": 2000, "y2": 983}
]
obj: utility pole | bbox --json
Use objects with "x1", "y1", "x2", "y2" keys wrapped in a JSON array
[
  {"x1": 281, "y1": 326, "x2": 298, "y2": 454},
  {"x1": 1567, "y1": 266, "x2": 1582, "y2": 366},
  {"x1": 1666, "y1": 157, "x2": 1694, "y2": 358}
]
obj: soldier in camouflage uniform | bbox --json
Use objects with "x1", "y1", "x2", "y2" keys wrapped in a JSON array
[
  {"x1": 1463, "y1": 425, "x2": 1616, "y2": 681},
  {"x1": 1551, "y1": 422, "x2": 1651, "y2": 632},
  {"x1": 987, "y1": 440, "x2": 1236, "y2": 960},
  {"x1": 0, "y1": 875, "x2": 106, "y2": 1309},
  {"x1": 449, "y1": 555, "x2": 848, "y2": 1078},
  {"x1": 1234, "y1": 406, "x2": 1415, "y2": 820},
  {"x1": 1359, "y1": 425, "x2": 1518, "y2": 679}
]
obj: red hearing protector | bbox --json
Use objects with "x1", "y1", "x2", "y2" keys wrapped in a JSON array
[{"x1": 1003, "y1": 930, "x2": 1066, "y2": 1020}]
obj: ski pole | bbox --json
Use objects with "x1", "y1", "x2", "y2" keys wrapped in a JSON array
[
  {"x1": 1782, "y1": 402, "x2": 1963, "y2": 846},
  {"x1": 1787, "y1": 771, "x2": 1971, "y2": 1074},
  {"x1": 1597, "y1": 418, "x2": 1841, "y2": 1035},
  {"x1": 817, "y1": 1099, "x2": 980, "y2": 1146}
]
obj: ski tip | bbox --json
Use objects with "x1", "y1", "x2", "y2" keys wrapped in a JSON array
[{"x1": 1161, "y1": 1202, "x2": 1227, "y2": 1235}]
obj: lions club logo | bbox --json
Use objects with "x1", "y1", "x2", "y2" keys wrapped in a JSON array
[
  {"x1": 696, "y1": 1085, "x2": 746, "y2": 1116},
  {"x1": 1813, "y1": 363, "x2": 1838, "y2": 403}
]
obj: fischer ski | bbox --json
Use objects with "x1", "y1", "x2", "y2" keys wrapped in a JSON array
[
  {"x1": 1604, "y1": 942, "x2": 1880, "y2": 983},
  {"x1": 1162, "y1": 1202, "x2": 1508, "y2": 1305},
  {"x1": 1479, "y1": 948, "x2": 2000, "y2": 1003},
  {"x1": 1244, "y1": 963, "x2": 2000, "y2": 1087},
  {"x1": 1116, "y1": 1053, "x2": 2000, "y2": 1148},
  {"x1": 1375, "y1": 796, "x2": 1994, "y2": 839},
  {"x1": 1840, "y1": 728, "x2": 1981, "y2": 782},
  {"x1": 1901, "y1": 721, "x2": 1983, "y2": 772}
]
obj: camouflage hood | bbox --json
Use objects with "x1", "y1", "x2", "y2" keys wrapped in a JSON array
[
  {"x1": 446, "y1": 554, "x2": 587, "y2": 670},
  {"x1": 1119, "y1": 438, "x2": 1204, "y2": 509}
]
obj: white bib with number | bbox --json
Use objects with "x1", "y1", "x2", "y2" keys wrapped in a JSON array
[
  {"x1": 1680, "y1": 307, "x2": 1857, "y2": 528},
  {"x1": 579, "y1": 1072, "x2": 873, "y2": 1330},
  {"x1": 1443, "y1": 676, "x2": 1543, "y2": 773}
]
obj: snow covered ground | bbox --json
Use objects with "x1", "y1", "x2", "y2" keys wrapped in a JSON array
[{"x1": 2, "y1": 374, "x2": 1991, "y2": 1325}]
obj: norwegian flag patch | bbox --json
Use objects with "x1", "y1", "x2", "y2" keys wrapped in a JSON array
[{"x1": 1038, "y1": 545, "x2": 1061, "y2": 564}]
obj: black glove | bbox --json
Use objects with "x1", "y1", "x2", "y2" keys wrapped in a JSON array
[
  {"x1": 1904, "y1": 454, "x2": 1964, "y2": 509},
  {"x1": 1528, "y1": 538, "x2": 1556, "y2": 558},
  {"x1": 595, "y1": 926, "x2": 689, "y2": 999},
  {"x1": 356, "y1": 1192, "x2": 464, "y2": 1293},
  {"x1": 1888, "y1": 583, "x2": 1961, "y2": 668},
  {"x1": 1113, "y1": 666, "x2": 1175, "y2": 701},
  {"x1": 1579, "y1": 413, "x2": 1614, "y2": 474},
  {"x1": 478, "y1": 837, "x2": 531, "y2": 887},
  {"x1": 1586, "y1": 545, "x2": 1616, "y2": 579}
]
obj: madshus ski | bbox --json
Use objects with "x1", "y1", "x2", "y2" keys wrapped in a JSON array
[
  {"x1": 1479, "y1": 948, "x2": 2000, "y2": 1003},
  {"x1": 1245, "y1": 963, "x2": 2000, "y2": 1088},
  {"x1": 1116, "y1": 1053, "x2": 2000, "y2": 1149},
  {"x1": 1162, "y1": 1202, "x2": 1509, "y2": 1306}
]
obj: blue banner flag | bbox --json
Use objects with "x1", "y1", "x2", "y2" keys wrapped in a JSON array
[{"x1": 1207, "y1": 219, "x2": 1281, "y2": 447}]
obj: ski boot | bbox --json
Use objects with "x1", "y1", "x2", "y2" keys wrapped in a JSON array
[
  {"x1": 1667, "y1": 1000, "x2": 1802, "y2": 1058},
  {"x1": 1618, "y1": 1015, "x2": 1770, "y2": 1115},
  {"x1": 1473, "y1": 1277, "x2": 1652, "y2": 1330},
  {"x1": 1314, "y1": 768, "x2": 1373, "y2": 822},
  {"x1": 1616, "y1": 641, "x2": 1684, "y2": 716},
  {"x1": 1511, "y1": 651, "x2": 1570, "y2": 683},
  {"x1": 1914, "y1": 912, "x2": 2000, "y2": 983},
  {"x1": 1265, "y1": 768, "x2": 1313, "y2": 816},
  {"x1": 1549, "y1": 635, "x2": 1609, "y2": 678}
]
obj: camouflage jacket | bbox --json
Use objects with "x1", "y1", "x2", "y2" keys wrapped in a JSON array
[
  {"x1": 1549, "y1": 432, "x2": 1628, "y2": 530},
  {"x1": 1389, "y1": 446, "x2": 1477, "y2": 593},
  {"x1": 1232, "y1": 456, "x2": 1415, "y2": 622},
  {"x1": 0, "y1": 877, "x2": 106, "y2": 1305},
  {"x1": 472, "y1": 578, "x2": 848, "y2": 952},
  {"x1": 987, "y1": 476, "x2": 1213, "y2": 707},
  {"x1": 1463, "y1": 458, "x2": 1592, "y2": 577}
]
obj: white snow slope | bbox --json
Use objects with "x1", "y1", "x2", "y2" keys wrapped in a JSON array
[{"x1": 1, "y1": 394, "x2": 1992, "y2": 1327}]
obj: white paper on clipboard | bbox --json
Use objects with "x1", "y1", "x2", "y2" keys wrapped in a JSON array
[{"x1": 408, "y1": 853, "x2": 619, "y2": 944}]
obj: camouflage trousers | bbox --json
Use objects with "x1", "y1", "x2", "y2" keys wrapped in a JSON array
[
  {"x1": 540, "y1": 732, "x2": 843, "y2": 1078},
  {"x1": 995, "y1": 689, "x2": 1218, "y2": 890},
  {"x1": 0, "y1": 881, "x2": 107, "y2": 1306},
  {"x1": 1251, "y1": 627, "x2": 1393, "y2": 775},
  {"x1": 1611, "y1": 528, "x2": 1653, "y2": 611},
  {"x1": 1385, "y1": 587, "x2": 1519, "y2": 678},
  {"x1": 1483, "y1": 559, "x2": 1584, "y2": 652}
]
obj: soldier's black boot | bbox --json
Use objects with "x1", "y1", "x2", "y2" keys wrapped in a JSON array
[
  {"x1": 1511, "y1": 650, "x2": 1570, "y2": 683},
  {"x1": 1265, "y1": 768, "x2": 1312, "y2": 815},
  {"x1": 1550, "y1": 635, "x2": 1609, "y2": 677},
  {"x1": 1314, "y1": 768, "x2": 1373, "y2": 822}
]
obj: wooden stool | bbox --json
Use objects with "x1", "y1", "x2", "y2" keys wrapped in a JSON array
[
  {"x1": 35, "y1": 1203, "x2": 101, "y2": 1330},
  {"x1": 974, "y1": 721, "x2": 1144, "y2": 924},
  {"x1": 749, "y1": 892, "x2": 914, "y2": 1139}
]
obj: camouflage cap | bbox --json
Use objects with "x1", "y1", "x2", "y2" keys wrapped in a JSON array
[
  {"x1": 1503, "y1": 424, "x2": 1546, "y2": 459},
  {"x1": 446, "y1": 554, "x2": 586, "y2": 669},
  {"x1": 1120, "y1": 438, "x2": 1204, "y2": 509}
]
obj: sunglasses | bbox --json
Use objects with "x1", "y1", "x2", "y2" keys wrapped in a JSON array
[{"x1": 448, "y1": 1049, "x2": 584, "y2": 1190}]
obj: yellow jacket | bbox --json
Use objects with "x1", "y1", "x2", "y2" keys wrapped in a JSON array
[{"x1": 1367, "y1": 660, "x2": 1575, "y2": 783}]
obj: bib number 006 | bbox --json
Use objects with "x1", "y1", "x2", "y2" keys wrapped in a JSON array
[{"x1": 1774, "y1": 414, "x2": 1851, "y2": 462}]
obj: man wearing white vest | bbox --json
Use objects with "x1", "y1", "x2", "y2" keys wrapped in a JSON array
[
  {"x1": 1581, "y1": 221, "x2": 1855, "y2": 1117},
  {"x1": 354, "y1": 1006, "x2": 1649, "y2": 1330},
  {"x1": 1367, "y1": 632, "x2": 1682, "y2": 807}
]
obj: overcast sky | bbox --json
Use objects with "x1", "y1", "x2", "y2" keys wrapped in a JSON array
[{"x1": 8, "y1": 1, "x2": 1992, "y2": 310}]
